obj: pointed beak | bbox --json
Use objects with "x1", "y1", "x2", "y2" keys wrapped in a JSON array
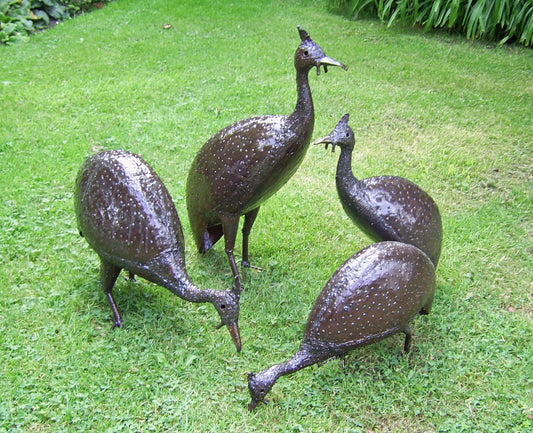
[
  {"x1": 248, "y1": 400, "x2": 260, "y2": 411},
  {"x1": 313, "y1": 135, "x2": 331, "y2": 146},
  {"x1": 226, "y1": 322, "x2": 242, "y2": 352},
  {"x1": 317, "y1": 56, "x2": 348, "y2": 75},
  {"x1": 313, "y1": 135, "x2": 335, "y2": 152}
]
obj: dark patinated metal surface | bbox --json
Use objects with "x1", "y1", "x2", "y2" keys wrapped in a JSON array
[
  {"x1": 74, "y1": 150, "x2": 242, "y2": 351},
  {"x1": 314, "y1": 114, "x2": 443, "y2": 267},
  {"x1": 186, "y1": 26, "x2": 347, "y2": 291},
  {"x1": 248, "y1": 241, "x2": 436, "y2": 410}
]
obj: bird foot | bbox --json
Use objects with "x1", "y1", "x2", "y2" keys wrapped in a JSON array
[
  {"x1": 111, "y1": 319, "x2": 123, "y2": 330},
  {"x1": 242, "y1": 261, "x2": 263, "y2": 272}
]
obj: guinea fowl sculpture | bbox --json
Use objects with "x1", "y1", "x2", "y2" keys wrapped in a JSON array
[
  {"x1": 248, "y1": 241, "x2": 436, "y2": 410},
  {"x1": 314, "y1": 114, "x2": 443, "y2": 267},
  {"x1": 74, "y1": 150, "x2": 242, "y2": 352},
  {"x1": 186, "y1": 26, "x2": 347, "y2": 291}
]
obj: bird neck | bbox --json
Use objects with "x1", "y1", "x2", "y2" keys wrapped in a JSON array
[
  {"x1": 263, "y1": 345, "x2": 326, "y2": 383},
  {"x1": 336, "y1": 147, "x2": 358, "y2": 192},
  {"x1": 167, "y1": 270, "x2": 213, "y2": 303},
  {"x1": 148, "y1": 250, "x2": 212, "y2": 304},
  {"x1": 291, "y1": 68, "x2": 314, "y2": 124}
]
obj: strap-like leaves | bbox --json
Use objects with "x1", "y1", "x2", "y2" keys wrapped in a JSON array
[{"x1": 331, "y1": 0, "x2": 533, "y2": 46}]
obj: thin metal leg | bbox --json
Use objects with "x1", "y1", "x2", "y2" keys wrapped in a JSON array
[
  {"x1": 242, "y1": 207, "x2": 261, "y2": 271},
  {"x1": 403, "y1": 326, "x2": 412, "y2": 353},
  {"x1": 100, "y1": 259, "x2": 123, "y2": 328},
  {"x1": 219, "y1": 213, "x2": 243, "y2": 293}
]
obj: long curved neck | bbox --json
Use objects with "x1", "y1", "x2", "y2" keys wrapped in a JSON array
[
  {"x1": 290, "y1": 68, "x2": 314, "y2": 124},
  {"x1": 260, "y1": 345, "x2": 327, "y2": 384},
  {"x1": 336, "y1": 147, "x2": 358, "y2": 193},
  {"x1": 147, "y1": 251, "x2": 213, "y2": 304},
  {"x1": 167, "y1": 269, "x2": 213, "y2": 304}
]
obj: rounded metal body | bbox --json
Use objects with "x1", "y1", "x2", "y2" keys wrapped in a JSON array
[
  {"x1": 74, "y1": 150, "x2": 242, "y2": 351},
  {"x1": 248, "y1": 241, "x2": 436, "y2": 409}
]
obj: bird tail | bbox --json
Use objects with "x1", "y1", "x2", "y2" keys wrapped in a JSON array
[{"x1": 198, "y1": 225, "x2": 224, "y2": 253}]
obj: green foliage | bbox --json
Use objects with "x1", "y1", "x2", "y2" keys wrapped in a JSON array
[
  {"x1": 0, "y1": 0, "x2": 105, "y2": 44},
  {"x1": 329, "y1": 0, "x2": 533, "y2": 46},
  {"x1": 0, "y1": 0, "x2": 31, "y2": 44}
]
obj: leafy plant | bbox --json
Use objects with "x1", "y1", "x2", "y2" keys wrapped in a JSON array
[
  {"x1": 328, "y1": 0, "x2": 533, "y2": 46},
  {"x1": 0, "y1": 0, "x2": 107, "y2": 44},
  {"x1": 0, "y1": 0, "x2": 33, "y2": 44},
  {"x1": 31, "y1": 0, "x2": 69, "y2": 28}
]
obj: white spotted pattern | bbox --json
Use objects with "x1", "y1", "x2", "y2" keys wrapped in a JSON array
[
  {"x1": 304, "y1": 242, "x2": 435, "y2": 348},
  {"x1": 75, "y1": 150, "x2": 184, "y2": 264}
]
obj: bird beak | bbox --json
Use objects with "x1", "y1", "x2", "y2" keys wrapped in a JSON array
[
  {"x1": 317, "y1": 56, "x2": 348, "y2": 75},
  {"x1": 226, "y1": 322, "x2": 242, "y2": 352},
  {"x1": 248, "y1": 398, "x2": 268, "y2": 411},
  {"x1": 313, "y1": 135, "x2": 336, "y2": 152},
  {"x1": 248, "y1": 400, "x2": 260, "y2": 411}
]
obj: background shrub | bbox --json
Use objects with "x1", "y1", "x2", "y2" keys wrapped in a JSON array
[
  {"x1": 328, "y1": 0, "x2": 533, "y2": 46},
  {"x1": 0, "y1": 0, "x2": 108, "y2": 44}
]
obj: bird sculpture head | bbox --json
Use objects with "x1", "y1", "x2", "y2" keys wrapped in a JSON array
[
  {"x1": 295, "y1": 26, "x2": 347, "y2": 74},
  {"x1": 247, "y1": 370, "x2": 277, "y2": 411},
  {"x1": 213, "y1": 287, "x2": 242, "y2": 352},
  {"x1": 313, "y1": 113, "x2": 354, "y2": 152}
]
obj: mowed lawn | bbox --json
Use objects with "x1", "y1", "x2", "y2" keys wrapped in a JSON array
[{"x1": 0, "y1": 0, "x2": 531, "y2": 431}]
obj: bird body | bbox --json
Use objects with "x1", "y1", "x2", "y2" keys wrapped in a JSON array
[
  {"x1": 248, "y1": 241, "x2": 436, "y2": 410},
  {"x1": 186, "y1": 27, "x2": 347, "y2": 291},
  {"x1": 315, "y1": 114, "x2": 443, "y2": 267},
  {"x1": 74, "y1": 150, "x2": 242, "y2": 351},
  {"x1": 187, "y1": 114, "x2": 311, "y2": 251}
]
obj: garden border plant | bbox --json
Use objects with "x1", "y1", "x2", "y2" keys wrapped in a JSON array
[
  {"x1": 328, "y1": 0, "x2": 533, "y2": 46},
  {"x1": 0, "y1": 0, "x2": 112, "y2": 44}
]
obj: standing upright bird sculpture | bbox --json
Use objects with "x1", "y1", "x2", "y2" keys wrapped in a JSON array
[
  {"x1": 314, "y1": 114, "x2": 443, "y2": 267},
  {"x1": 248, "y1": 241, "x2": 436, "y2": 410},
  {"x1": 186, "y1": 26, "x2": 347, "y2": 291},
  {"x1": 75, "y1": 150, "x2": 242, "y2": 351}
]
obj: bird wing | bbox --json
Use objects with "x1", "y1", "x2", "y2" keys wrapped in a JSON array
[{"x1": 193, "y1": 115, "x2": 297, "y2": 214}]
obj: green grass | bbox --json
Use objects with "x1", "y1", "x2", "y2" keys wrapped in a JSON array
[{"x1": 0, "y1": 0, "x2": 532, "y2": 431}]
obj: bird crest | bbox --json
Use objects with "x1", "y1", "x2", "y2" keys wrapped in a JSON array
[{"x1": 298, "y1": 25, "x2": 311, "y2": 41}]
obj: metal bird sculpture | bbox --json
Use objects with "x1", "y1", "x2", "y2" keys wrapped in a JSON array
[
  {"x1": 315, "y1": 114, "x2": 443, "y2": 267},
  {"x1": 248, "y1": 241, "x2": 436, "y2": 410},
  {"x1": 75, "y1": 150, "x2": 242, "y2": 351},
  {"x1": 186, "y1": 26, "x2": 347, "y2": 292}
]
